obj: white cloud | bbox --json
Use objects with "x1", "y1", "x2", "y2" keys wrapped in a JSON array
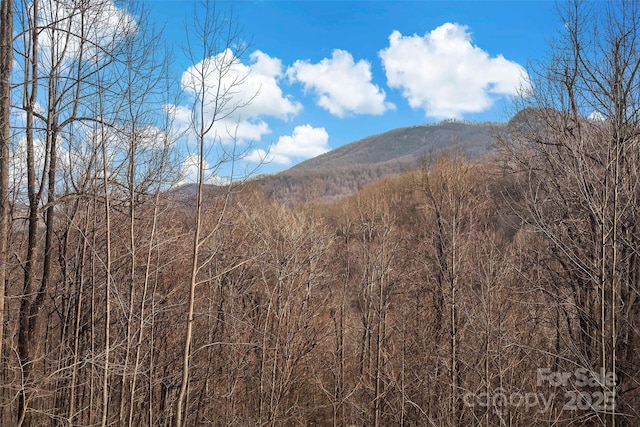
[
  {"x1": 287, "y1": 49, "x2": 394, "y2": 117},
  {"x1": 588, "y1": 110, "x2": 605, "y2": 121},
  {"x1": 379, "y1": 23, "x2": 529, "y2": 119},
  {"x1": 10, "y1": 137, "x2": 45, "y2": 196},
  {"x1": 177, "y1": 49, "x2": 301, "y2": 145},
  {"x1": 180, "y1": 154, "x2": 205, "y2": 184},
  {"x1": 168, "y1": 104, "x2": 271, "y2": 145},
  {"x1": 246, "y1": 125, "x2": 329, "y2": 165},
  {"x1": 178, "y1": 153, "x2": 230, "y2": 185},
  {"x1": 38, "y1": 0, "x2": 136, "y2": 65},
  {"x1": 244, "y1": 50, "x2": 303, "y2": 119},
  {"x1": 243, "y1": 148, "x2": 270, "y2": 164},
  {"x1": 136, "y1": 126, "x2": 171, "y2": 150}
]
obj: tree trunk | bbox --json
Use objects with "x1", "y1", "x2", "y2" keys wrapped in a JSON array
[{"x1": 0, "y1": 0, "x2": 13, "y2": 377}]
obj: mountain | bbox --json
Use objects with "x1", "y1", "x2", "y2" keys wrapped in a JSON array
[
  {"x1": 254, "y1": 120, "x2": 503, "y2": 204},
  {"x1": 292, "y1": 120, "x2": 501, "y2": 171}
]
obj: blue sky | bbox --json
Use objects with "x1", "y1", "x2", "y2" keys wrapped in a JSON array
[{"x1": 144, "y1": 1, "x2": 561, "y2": 178}]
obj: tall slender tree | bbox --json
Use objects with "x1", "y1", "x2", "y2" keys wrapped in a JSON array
[
  {"x1": 174, "y1": 3, "x2": 252, "y2": 425},
  {"x1": 0, "y1": 0, "x2": 13, "y2": 373}
]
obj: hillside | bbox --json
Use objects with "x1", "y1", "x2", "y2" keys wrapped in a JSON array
[{"x1": 255, "y1": 120, "x2": 503, "y2": 203}]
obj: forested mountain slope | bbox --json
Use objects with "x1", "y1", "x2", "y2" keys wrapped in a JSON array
[{"x1": 255, "y1": 120, "x2": 502, "y2": 203}]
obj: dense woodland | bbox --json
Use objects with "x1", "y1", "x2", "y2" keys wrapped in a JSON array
[{"x1": 0, "y1": 0, "x2": 640, "y2": 426}]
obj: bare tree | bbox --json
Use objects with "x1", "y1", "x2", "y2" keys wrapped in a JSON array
[
  {"x1": 0, "y1": 0, "x2": 12, "y2": 374},
  {"x1": 499, "y1": 1, "x2": 640, "y2": 423},
  {"x1": 174, "y1": 3, "x2": 253, "y2": 425},
  {"x1": 6, "y1": 1, "x2": 167, "y2": 424}
]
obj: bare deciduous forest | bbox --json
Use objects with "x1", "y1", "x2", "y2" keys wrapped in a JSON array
[{"x1": 0, "y1": 0, "x2": 639, "y2": 426}]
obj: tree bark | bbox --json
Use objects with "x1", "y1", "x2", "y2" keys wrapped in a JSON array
[{"x1": 0, "y1": 0, "x2": 13, "y2": 375}]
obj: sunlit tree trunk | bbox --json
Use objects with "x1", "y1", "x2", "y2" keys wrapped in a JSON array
[
  {"x1": 174, "y1": 3, "x2": 249, "y2": 425},
  {"x1": 0, "y1": 0, "x2": 13, "y2": 379},
  {"x1": 17, "y1": 1, "x2": 40, "y2": 423}
]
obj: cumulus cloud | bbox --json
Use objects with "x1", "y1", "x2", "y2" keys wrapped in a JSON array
[
  {"x1": 134, "y1": 126, "x2": 172, "y2": 150},
  {"x1": 243, "y1": 51, "x2": 303, "y2": 119},
  {"x1": 38, "y1": 0, "x2": 136, "y2": 65},
  {"x1": 168, "y1": 104, "x2": 271, "y2": 144},
  {"x1": 588, "y1": 110, "x2": 605, "y2": 121},
  {"x1": 245, "y1": 124, "x2": 329, "y2": 165},
  {"x1": 379, "y1": 23, "x2": 529, "y2": 119},
  {"x1": 287, "y1": 49, "x2": 394, "y2": 117},
  {"x1": 178, "y1": 153, "x2": 230, "y2": 185},
  {"x1": 176, "y1": 49, "x2": 301, "y2": 144},
  {"x1": 10, "y1": 137, "x2": 45, "y2": 198}
]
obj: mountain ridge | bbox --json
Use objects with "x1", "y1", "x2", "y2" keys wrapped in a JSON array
[
  {"x1": 252, "y1": 120, "x2": 503, "y2": 204},
  {"x1": 289, "y1": 120, "x2": 502, "y2": 172}
]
